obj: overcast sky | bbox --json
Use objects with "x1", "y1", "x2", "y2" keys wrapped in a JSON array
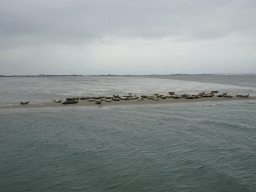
[{"x1": 1, "y1": 0, "x2": 256, "y2": 75}]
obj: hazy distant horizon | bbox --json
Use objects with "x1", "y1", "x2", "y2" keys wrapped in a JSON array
[{"x1": 1, "y1": 73, "x2": 256, "y2": 77}]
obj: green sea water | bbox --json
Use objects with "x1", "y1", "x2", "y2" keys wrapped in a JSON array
[{"x1": 1, "y1": 100, "x2": 256, "y2": 191}]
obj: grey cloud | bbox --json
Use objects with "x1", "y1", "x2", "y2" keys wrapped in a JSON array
[{"x1": 0, "y1": 0, "x2": 256, "y2": 51}]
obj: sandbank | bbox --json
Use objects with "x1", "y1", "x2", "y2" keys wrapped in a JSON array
[{"x1": 1, "y1": 96, "x2": 256, "y2": 109}]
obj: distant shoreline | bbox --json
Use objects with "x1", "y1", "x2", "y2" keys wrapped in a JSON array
[
  {"x1": 1, "y1": 74, "x2": 256, "y2": 77},
  {"x1": 1, "y1": 96, "x2": 256, "y2": 109}
]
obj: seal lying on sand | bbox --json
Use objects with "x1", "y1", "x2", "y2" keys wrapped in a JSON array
[
  {"x1": 113, "y1": 94, "x2": 120, "y2": 98},
  {"x1": 62, "y1": 100, "x2": 78, "y2": 104},
  {"x1": 20, "y1": 102, "x2": 29, "y2": 105},
  {"x1": 241, "y1": 94, "x2": 249, "y2": 98},
  {"x1": 236, "y1": 94, "x2": 249, "y2": 98},
  {"x1": 53, "y1": 100, "x2": 61, "y2": 103}
]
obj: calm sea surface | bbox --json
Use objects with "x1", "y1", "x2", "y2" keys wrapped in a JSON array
[{"x1": 1, "y1": 75, "x2": 256, "y2": 191}]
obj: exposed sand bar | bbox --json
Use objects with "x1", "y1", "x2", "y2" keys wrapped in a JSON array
[{"x1": 1, "y1": 97, "x2": 256, "y2": 109}]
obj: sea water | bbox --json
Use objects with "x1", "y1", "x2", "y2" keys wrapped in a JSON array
[{"x1": 1, "y1": 75, "x2": 256, "y2": 191}]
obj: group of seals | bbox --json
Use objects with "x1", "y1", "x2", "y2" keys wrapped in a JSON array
[
  {"x1": 58, "y1": 91, "x2": 250, "y2": 104},
  {"x1": 20, "y1": 91, "x2": 249, "y2": 105}
]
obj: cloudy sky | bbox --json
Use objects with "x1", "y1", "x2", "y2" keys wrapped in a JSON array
[{"x1": 1, "y1": 0, "x2": 256, "y2": 75}]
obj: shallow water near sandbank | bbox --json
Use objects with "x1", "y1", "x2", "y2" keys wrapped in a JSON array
[{"x1": 1, "y1": 100, "x2": 256, "y2": 191}]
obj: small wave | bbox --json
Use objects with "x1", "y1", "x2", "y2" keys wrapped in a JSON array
[{"x1": 196, "y1": 165, "x2": 205, "y2": 170}]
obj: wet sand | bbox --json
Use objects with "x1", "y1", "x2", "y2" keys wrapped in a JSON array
[{"x1": 1, "y1": 96, "x2": 256, "y2": 109}]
